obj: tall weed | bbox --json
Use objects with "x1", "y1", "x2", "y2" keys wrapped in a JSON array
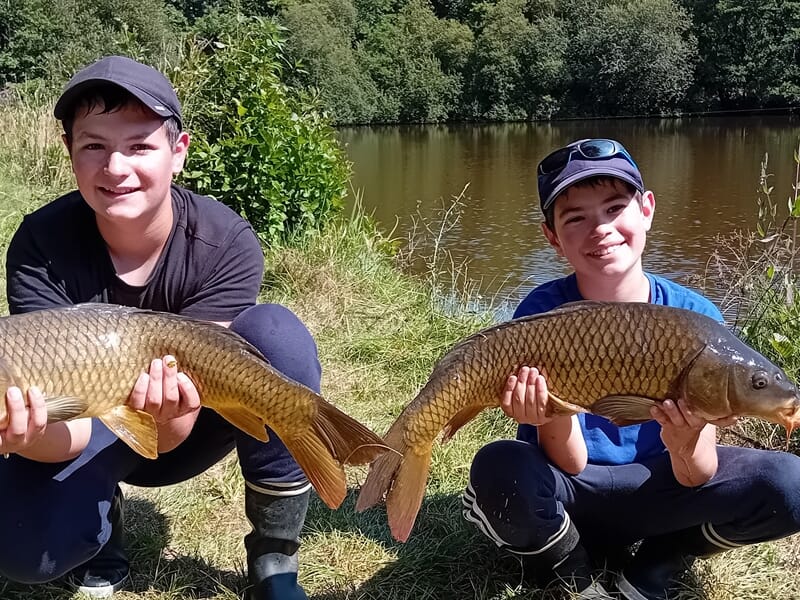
[{"x1": 703, "y1": 144, "x2": 800, "y2": 451}]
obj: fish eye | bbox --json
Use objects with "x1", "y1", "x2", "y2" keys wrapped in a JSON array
[{"x1": 752, "y1": 371, "x2": 769, "y2": 390}]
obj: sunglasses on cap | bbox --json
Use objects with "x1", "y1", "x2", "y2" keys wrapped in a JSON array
[{"x1": 537, "y1": 139, "x2": 639, "y2": 176}]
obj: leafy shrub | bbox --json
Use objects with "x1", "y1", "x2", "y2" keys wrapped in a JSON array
[{"x1": 174, "y1": 16, "x2": 350, "y2": 244}]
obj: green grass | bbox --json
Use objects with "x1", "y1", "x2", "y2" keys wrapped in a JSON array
[{"x1": 0, "y1": 105, "x2": 797, "y2": 599}]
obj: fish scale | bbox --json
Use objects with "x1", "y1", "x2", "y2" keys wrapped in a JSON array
[
  {"x1": 0, "y1": 304, "x2": 387, "y2": 509},
  {"x1": 357, "y1": 301, "x2": 800, "y2": 542}
]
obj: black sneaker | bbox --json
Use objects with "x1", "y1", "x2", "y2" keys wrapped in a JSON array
[{"x1": 70, "y1": 488, "x2": 130, "y2": 598}]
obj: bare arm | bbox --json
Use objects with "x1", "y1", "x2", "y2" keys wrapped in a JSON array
[{"x1": 500, "y1": 366, "x2": 587, "y2": 474}]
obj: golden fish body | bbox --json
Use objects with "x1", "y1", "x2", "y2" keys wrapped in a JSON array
[
  {"x1": 0, "y1": 304, "x2": 386, "y2": 509},
  {"x1": 356, "y1": 301, "x2": 800, "y2": 541}
]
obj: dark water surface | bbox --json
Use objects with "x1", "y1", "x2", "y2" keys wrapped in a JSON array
[{"x1": 338, "y1": 117, "x2": 800, "y2": 310}]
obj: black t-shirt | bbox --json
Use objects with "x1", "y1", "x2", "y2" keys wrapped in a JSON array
[{"x1": 6, "y1": 185, "x2": 264, "y2": 321}]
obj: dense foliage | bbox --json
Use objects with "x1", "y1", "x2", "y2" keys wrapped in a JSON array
[
  {"x1": 175, "y1": 17, "x2": 351, "y2": 244},
  {"x1": 1, "y1": 0, "x2": 799, "y2": 123}
]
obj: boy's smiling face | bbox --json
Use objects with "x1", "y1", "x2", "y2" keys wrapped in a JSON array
[
  {"x1": 66, "y1": 102, "x2": 189, "y2": 229},
  {"x1": 543, "y1": 178, "x2": 655, "y2": 286}
]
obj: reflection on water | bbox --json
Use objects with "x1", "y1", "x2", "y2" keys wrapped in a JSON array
[{"x1": 338, "y1": 117, "x2": 800, "y2": 308}]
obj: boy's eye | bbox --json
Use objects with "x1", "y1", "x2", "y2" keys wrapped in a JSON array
[
  {"x1": 83, "y1": 143, "x2": 104, "y2": 151},
  {"x1": 563, "y1": 215, "x2": 583, "y2": 225},
  {"x1": 608, "y1": 204, "x2": 626, "y2": 214},
  {"x1": 132, "y1": 144, "x2": 152, "y2": 152}
]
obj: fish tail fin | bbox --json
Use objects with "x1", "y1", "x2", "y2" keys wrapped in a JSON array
[
  {"x1": 283, "y1": 427, "x2": 348, "y2": 510},
  {"x1": 355, "y1": 421, "x2": 406, "y2": 513},
  {"x1": 356, "y1": 417, "x2": 433, "y2": 541},
  {"x1": 314, "y1": 400, "x2": 389, "y2": 466},
  {"x1": 386, "y1": 444, "x2": 432, "y2": 542}
]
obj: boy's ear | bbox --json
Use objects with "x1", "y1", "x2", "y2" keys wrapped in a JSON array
[
  {"x1": 641, "y1": 190, "x2": 655, "y2": 231},
  {"x1": 541, "y1": 221, "x2": 565, "y2": 257},
  {"x1": 171, "y1": 131, "x2": 191, "y2": 175},
  {"x1": 61, "y1": 133, "x2": 73, "y2": 158}
]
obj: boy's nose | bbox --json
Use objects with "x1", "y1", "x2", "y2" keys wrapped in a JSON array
[{"x1": 104, "y1": 151, "x2": 129, "y2": 176}]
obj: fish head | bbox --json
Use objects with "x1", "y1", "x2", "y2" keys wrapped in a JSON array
[
  {"x1": 682, "y1": 340, "x2": 800, "y2": 433},
  {"x1": 718, "y1": 340, "x2": 800, "y2": 432}
]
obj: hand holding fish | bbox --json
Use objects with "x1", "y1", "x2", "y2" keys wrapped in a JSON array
[
  {"x1": 651, "y1": 398, "x2": 736, "y2": 487},
  {"x1": 0, "y1": 386, "x2": 47, "y2": 455},
  {"x1": 500, "y1": 366, "x2": 553, "y2": 426},
  {"x1": 127, "y1": 355, "x2": 202, "y2": 453}
]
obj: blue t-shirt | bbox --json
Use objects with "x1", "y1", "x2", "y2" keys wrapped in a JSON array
[{"x1": 515, "y1": 272, "x2": 723, "y2": 466}]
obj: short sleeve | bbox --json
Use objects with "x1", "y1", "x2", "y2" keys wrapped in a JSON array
[{"x1": 177, "y1": 224, "x2": 264, "y2": 322}]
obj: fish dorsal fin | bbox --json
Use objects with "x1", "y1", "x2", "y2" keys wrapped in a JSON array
[
  {"x1": 442, "y1": 404, "x2": 486, "y2": 443},
  {"x1": 98, "y1": 405, "x2": 159, "y2": 459},
  {"x1": 214, "y1": 406, "x2": 270, "y2": 442},
  {"x1": 546, "y1": 392, "x2": 589, "y2": 416},
  {"x1": 591, "y1": 395, "x2": 659, "y2": 426},
  {"x1": 45, "y1": 396, "x2": 91, "y2": 422}
]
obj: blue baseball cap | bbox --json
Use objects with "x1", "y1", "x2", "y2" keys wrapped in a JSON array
[
  {"x1": 537, "y1": 139, "x2": 644, "y2": 214},
  {"x1": 54, "y1": 55, "x2": 182, "y2": 129}
]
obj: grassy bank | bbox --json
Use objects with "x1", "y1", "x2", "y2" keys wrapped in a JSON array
[{"x1": 0, "y1": 107, "x2": 798, "y2": 600}]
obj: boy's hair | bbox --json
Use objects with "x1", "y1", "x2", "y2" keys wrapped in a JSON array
[
  {"x1": 61, "y1": 84, "x2": 182, "y2": 150},
  {"x1": 543, "y1": 176, "x2": 639, "y2": 231}
]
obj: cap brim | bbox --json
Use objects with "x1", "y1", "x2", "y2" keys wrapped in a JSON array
[
  {"x1": 542, "y1": 167, "x2": 644, "y2": 211},
  {"x1": 54, "y1": 79, "x2": 176, "y2": 122}
]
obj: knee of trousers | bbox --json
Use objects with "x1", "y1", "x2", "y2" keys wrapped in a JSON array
[
  {"x1": 465, "y1": 439, "x2": 563, "y2": 551},
  {"x1": 0, "y1": 514, "x2": 103, "y2": 584},
  {"x1": 231, "y1": 303, "x2": 322, "y2": 393},
  {"x1": 739, "y1": 450, "x2": 800, "y2": 534}
]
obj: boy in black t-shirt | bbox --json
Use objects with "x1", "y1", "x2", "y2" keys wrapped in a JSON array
[{"x1": 0, "y1": 56, "x2": 316, "y2": 600}]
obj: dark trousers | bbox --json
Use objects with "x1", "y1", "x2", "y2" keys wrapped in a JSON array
[
  {"x1": 0, "y1": 303, "x2": 321, "y2": 584},
  {"x1": 464, "y1": 439, "x2": 800, "y2": 555}
]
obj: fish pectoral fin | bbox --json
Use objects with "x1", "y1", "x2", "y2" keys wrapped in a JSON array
[
  {"x1": 44, "y1": 395, "x2": 90, "y2": 422},
  {"x1": 592, "y1": 395, "x2": 659, "y2": 426},
  {"x1": 98, "y1": 406, "x2": 159, "y2": 459},
  {"x1": 442, "y1": 404, "x2": 486, "y2": 443},
  {"x1": 546, "y1": 392, "x2": 588, "y2": 416},
  {"x1": 214, "y1": 407, "x2": 270, "y2": 442}
]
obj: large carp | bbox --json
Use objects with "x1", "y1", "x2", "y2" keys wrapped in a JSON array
[
  {"x1": 356, "y1": 301, "x2": 800, "y2": 541},
  {"x1": 0, "y1": 303, "x2": 386, "y2": 509}
]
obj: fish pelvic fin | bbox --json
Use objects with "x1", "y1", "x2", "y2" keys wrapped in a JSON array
[
  {"x1": 386, "y1": 444, "x2": 433, "y2": 542},
  {"x1": 214, "y1": 406, "x2": 270, "y2": 442},
  {"x1": 546, "y1": 392, "x2": 589, "y2": 417},
  {"x1": 314, "y1": 400, "x2": 389, "y2": 466},
  {"x1": 98, "y1": 406, "x2": 159, "y2": 459},
  {"x1": 442, "y1": 404, "x2": 487, "y2": 443},
  {"x1": 44, "y1": 396, "x2": 90, "y2": 423},
  {"x1": 592, "y1": 395, "x2": 659, "y2": 426}
]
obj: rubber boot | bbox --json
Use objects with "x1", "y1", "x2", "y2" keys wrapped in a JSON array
[
  {"x1": 244, "y1": 487, "x2": 310, "y2": 600},
  {"x1": 616, "y1": 525, "x2": 728, "y2": 600},
  {"x1": 70, "y1": 487, "x2": 130, "y2": 598},
  {"x1": 519, "y1": 520, "x2": 614, "y2": 599}
]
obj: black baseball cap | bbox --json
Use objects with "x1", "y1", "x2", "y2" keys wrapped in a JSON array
[
  {"x1": 537, "y1": 139, "x2": 644, "y2": 213},
  {"x1": 54, "y1": 55, "x2": 182, "y2": 129}
]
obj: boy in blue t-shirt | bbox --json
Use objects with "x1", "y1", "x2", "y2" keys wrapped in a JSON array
[{"x1": 462, "y1": 139, "x2": 800, "y2": 599}]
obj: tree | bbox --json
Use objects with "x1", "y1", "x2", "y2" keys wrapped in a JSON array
[
  {"x1": 685, "y1": 0, "x2": 800, "y2": 108},
  {"x1": 280, "y1": 0, "x2": 380, "y2": 124},
  {"x1": 566, "y1": 0, "x2": 697, "y2": 116},
  {"x1": 357, "y1": 0, "x2": 465, "y2": 122}
]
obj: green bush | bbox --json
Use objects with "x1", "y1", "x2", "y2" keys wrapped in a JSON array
[{"x1": 175, "y1": 16, "x2": 351, "y2": 244}]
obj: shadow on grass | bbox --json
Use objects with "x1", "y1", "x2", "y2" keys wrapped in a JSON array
[
  {"x1": 0, "y1": 497, "x2": 246, "y2": 600},
  {"x1": 304, "y1": 489, "x2": 550, "y2": 600},
  {"x1": 305, "y1": 489, "x2": 713, "y2": 600}
]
